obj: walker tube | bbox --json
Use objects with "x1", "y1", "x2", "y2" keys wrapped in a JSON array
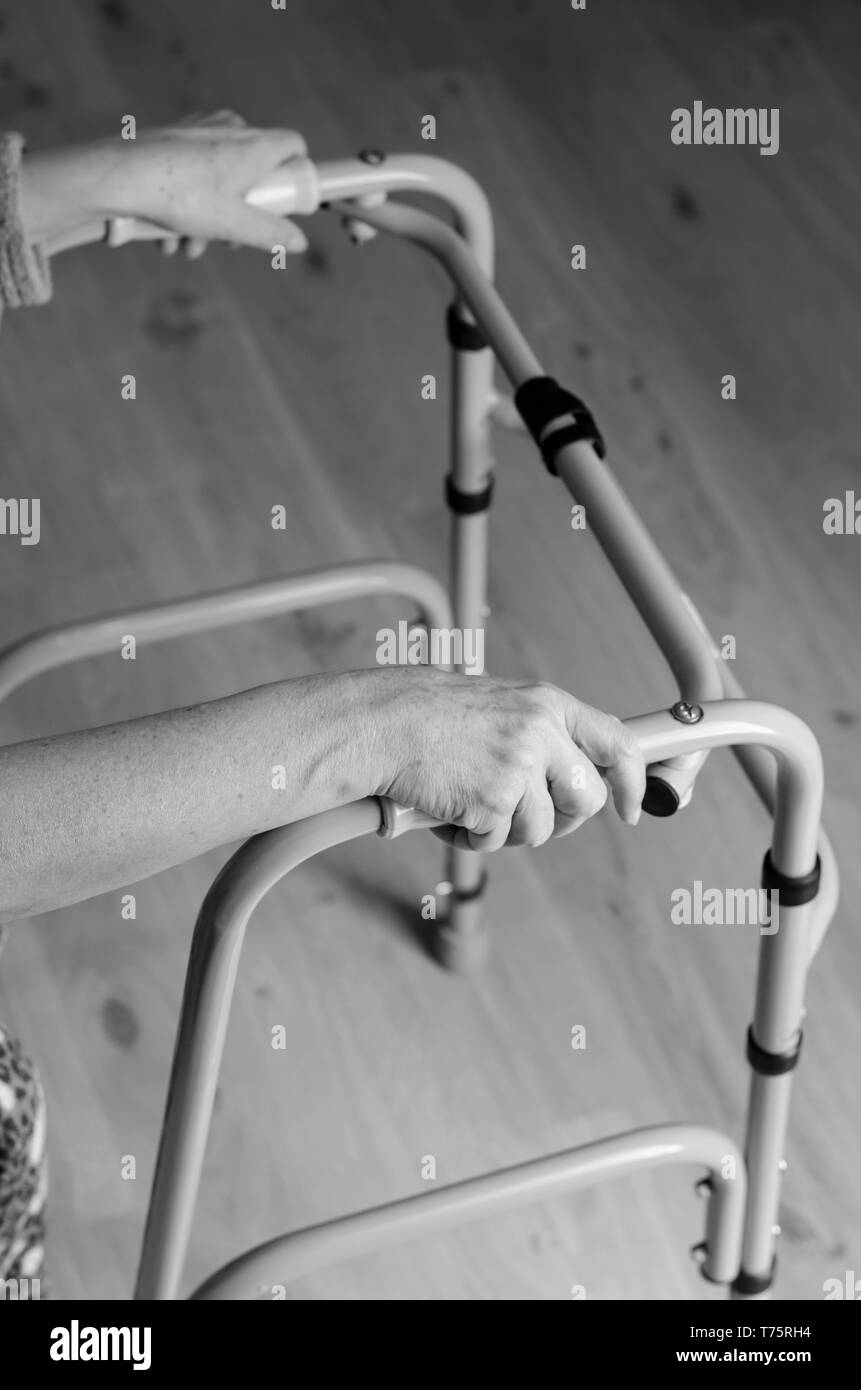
[
  {"x1": 677, "y1": 588, "x2": 838, "y2": 961},
  {"x1": 136, "y1": 700, "x2": 822, "y2": 1299},
  {"x1": 0, "y1": 561, "x2": 454, "y2": 709},
  {"x1": 329, "y1": 198, "x2": 723, "y2": 788},
  {"x1": 443, "y1": 294, "x2": 497, "y2": 969},
  {"x1": 134, "y1": 799, "x2": 385, "y2": 1302},
  {"x1": 630, "y1": 704, "x2": 821, "y2": 1296},
  {"x1": 191, "y1": 1125, "x2": 746, "y2": 1299}
]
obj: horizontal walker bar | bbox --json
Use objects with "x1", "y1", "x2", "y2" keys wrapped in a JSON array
[
  {"x1": 0, "y1": 561, "x2": 454, "y2": 711},
  {"x1": 191, "y1": 1124, "x2": 746, "y2": 1299}
]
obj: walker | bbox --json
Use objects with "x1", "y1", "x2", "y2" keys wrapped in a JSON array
[{"x1": 21, "y1": 151, "x2": 836, "y2": 1299}]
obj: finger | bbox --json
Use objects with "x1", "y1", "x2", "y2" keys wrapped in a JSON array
[
  {"x1": 176, "y1": 110, "x2": 247, "y2": 129},
  {"x1": 559, "y1": 696, "x2": 645, "y2": 826},
  {"x1": 181, "y1": 236, "x2": 208, "y2": 260},
  {"x1": 465, "y1": 816, "x2": 512, "y2": 852},
  {"x1": 160, "y1": 235, "x2": 180, "y2": 257},
  {"x1": 551, "y1": 807, "x2": 603, "y2": 838},
  {"x1": 506, "y1": 781, "x2": 556, "y2": 848},
  {"x1": 431, "y1": 814, "x2": 512, "y2": 854},
  {"x1": 204, "y1": 109, "x2": 247, "y2": 129},
  {"x1": 430, "y1": 824, "x2": 465, "y2": 849},
  {"x1": 546, "y1": 736, "x2": 609, "y2": 823},
  {"x1": 222, "y1": 204, "x2": 308, "y2": 253}
]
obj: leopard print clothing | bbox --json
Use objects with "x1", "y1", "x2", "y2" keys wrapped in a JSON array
[{"x1": 0, "y1": 1008, "x2": 47, "y2": 1288}]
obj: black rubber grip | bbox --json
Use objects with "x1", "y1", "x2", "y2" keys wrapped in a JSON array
[
  {"x1": 642, "y1": 775, "x2": 681, "y2": 818},
  {"x1": 446, "y1": 304, "x2": 488, "y2": 352},
  {"x1": 538, "y1": 421, "x2": 607, "y2": 469}
]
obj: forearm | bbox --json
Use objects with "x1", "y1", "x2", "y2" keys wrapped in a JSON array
[
  {"x1": 18, "y1": 140, "x2": 119, "y2": 244},
  {"x1": 0, "y1": 671, "x2": 383, "y2": 923}
]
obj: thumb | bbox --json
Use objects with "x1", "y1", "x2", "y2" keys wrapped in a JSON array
[{"x1": 222, "y1": 203, "x2": 308, "y2": 254}]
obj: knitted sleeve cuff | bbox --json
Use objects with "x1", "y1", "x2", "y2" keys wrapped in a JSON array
[{"x1": 0, "y1": 131, "x2": 53, "y2": 312}]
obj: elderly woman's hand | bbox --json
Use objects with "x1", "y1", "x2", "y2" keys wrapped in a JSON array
[
  {"x1": 20, "y1": 111, "x2": 309, "y2": 256},
  {"x1": 365, "y1": 667, "x2": 645, "y2": 851}
]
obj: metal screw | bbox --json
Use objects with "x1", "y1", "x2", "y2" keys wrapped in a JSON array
[
  {"x1": 778, "y1": 1159, "x2": 788, "y2": 1173},
  {"x1": 772, "y1": 1224, "x2": 782, "y2": 1237},
  {"x1": 670, "y1": 700, "x2": 704, "y2": 725},
  {"x1": 694, "y1": 1178, "x2": 712, "y2": 1199},
  {"x1": 358, "y1": 148, "x2": 386, "y2": 165}
]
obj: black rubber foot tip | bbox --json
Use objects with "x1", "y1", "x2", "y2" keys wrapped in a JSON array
[{"x1": 732, "y1": 1258, "x2": 777, "y2": 1297}]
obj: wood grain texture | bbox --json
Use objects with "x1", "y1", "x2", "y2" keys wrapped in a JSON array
[{"x1": 0, "y1": 0, "x2": 858, "y2": 1300}]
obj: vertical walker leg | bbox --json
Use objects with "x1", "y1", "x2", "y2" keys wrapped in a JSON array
[
  {"x1": 733, "y1": 879, "x2": 819, "y2": 1298},
  {"x1": 434, "y1": 300, "x2": 496, "y2": 972}
]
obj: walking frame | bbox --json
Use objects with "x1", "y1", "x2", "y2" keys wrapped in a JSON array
[{"x1": 21, "y1": 152, "x2": 837, "y2": 1299}]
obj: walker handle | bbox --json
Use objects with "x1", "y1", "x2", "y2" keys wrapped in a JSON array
[{"x1": 377, "y1": 798, "x2": 442, "y2": 839}]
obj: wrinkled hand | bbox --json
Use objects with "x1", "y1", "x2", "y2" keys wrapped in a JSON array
[
  {"x1": 366, "y1": 667, "x2": 645, "y2": 851},
  {"x1": 102, "y1": 110, "x2": 309, "y2": 259}
]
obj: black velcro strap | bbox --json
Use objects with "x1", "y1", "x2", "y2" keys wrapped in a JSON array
[
  {"x1": 761, "y1": 850, "x2": 821, "y2": 906},
  {"x1": 539, "y1": 420, "x2": 606, "y2": 471},
  {"x1": 445, "y1": 474, "x2": 494, "y2": 515},
  {"x1": 746, "y1": 1025, "x2": 802, "y2": 1077},
  {"x1": 446, "y1": 304, "x2": 488, "y2": 352},
  {"x1": 514, "y1": 376, "x2": 605, "y2": 474},
  {"x1": 453, "y1": 871, "x2": 488, "y2": 905},
  {"x1": 732, "y1": 1258, "x2": 777, "y2": 1297}
]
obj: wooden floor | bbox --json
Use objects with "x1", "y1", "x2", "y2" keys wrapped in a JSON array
[{"x1": 1, "y1": 0, "x2": 859, "y2": 1300}]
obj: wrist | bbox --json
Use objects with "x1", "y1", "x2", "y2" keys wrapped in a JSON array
[
  {"x1": 328, "y1": 668, "x2": 405, "y2": 802},
  {"x1": 19, "y1": 143, "x2": 112, "y2": 242},
  {"x1": 343, "y1": 668, "x2": 398, "y2": 802},
  {"x1": 287, "y1": 669, "x2": 394, "y2": 809}
]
